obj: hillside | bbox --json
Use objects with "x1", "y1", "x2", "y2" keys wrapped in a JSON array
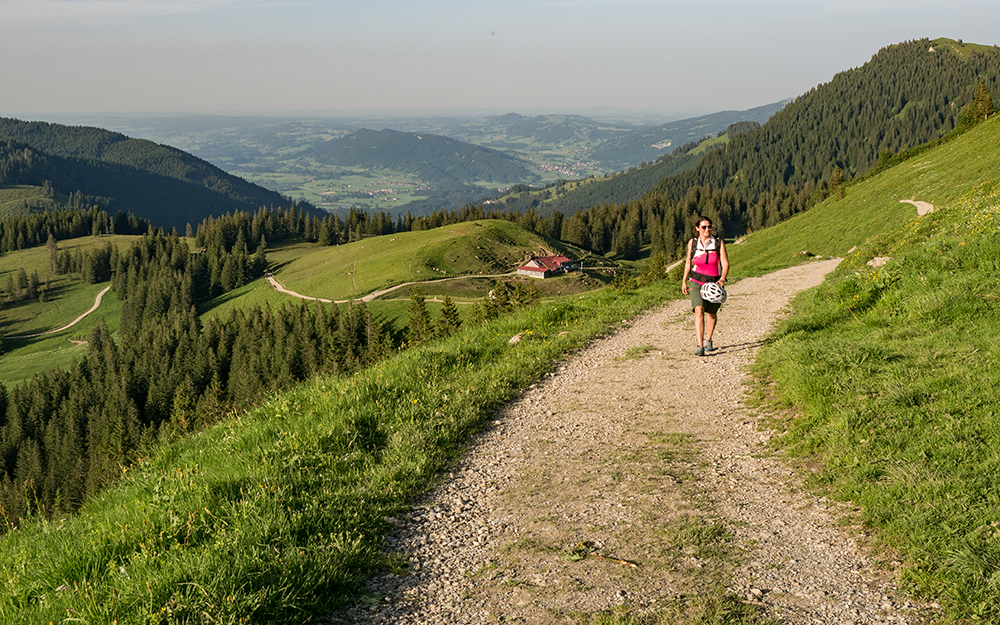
[
  {"x1": 486, "y1": 151, "x2": 701, "y2": 216},
  {"x1": 0, "y1": 118, "x2": 321, "y2": 230},
  {"x1": 0, "y1": 184, "x2": 63, "y2": 218},
  {"x1": 744, "y1": 115, "x2": 1000, "y2": 621},
  {"x1": 654, "y1": 38, "x2": 1000, "y2": 206},
  {"x1": 307, "y1": 128, "x2": 537, "y2": 186},
  {"x1": 259, "y1": 219, "x2": 580, "y2": 302},
  {"x1": 537, "y1": 37, "x2": 1000, "y2": 263},
  {"x1": 726, "y1": 112, "x2": 1000, "y2": 275},
  {"x1": 585, "y1": 100, "x2": 787, "y2": 165}
]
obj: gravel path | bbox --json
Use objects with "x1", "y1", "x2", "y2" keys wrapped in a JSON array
[{"x1": 326, "y1": 259, "x2": 937, "y2": 624}]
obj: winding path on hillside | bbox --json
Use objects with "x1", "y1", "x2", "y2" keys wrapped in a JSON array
[
  {"x1": 3, "y1": 285, "x2": 112, "y2": 341},
  {"x1": 326, "y1": 258, "x2": 936, "y2": 625},
  {"x1": 265, "y1": 271, "x2": 515, "y2": 304}
]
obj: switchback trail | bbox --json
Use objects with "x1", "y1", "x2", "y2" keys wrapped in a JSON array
[{"x1": 328, "y1": 259, "x2": 936, "y2": 625}]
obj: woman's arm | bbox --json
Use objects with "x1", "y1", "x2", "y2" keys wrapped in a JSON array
[
  {"x1": 717, "y1": 239, "x2": 729, "y2": 285},
  {"x1": 681, "y1": 239, "x2": 692, "y2": 293}
]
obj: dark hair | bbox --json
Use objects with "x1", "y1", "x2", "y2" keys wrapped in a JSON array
[{"x1": 695, "y1": 216, "x2": 712, "y2": 230}]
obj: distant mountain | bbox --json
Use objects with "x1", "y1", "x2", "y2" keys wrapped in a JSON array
[
  {"x1": 0, "y1": 118, "x2": 320, "y2": 230},
  {"x1": 586, "y1": 101, "x2": 788, "y2": 166},
  {"x1": 307, "y1": 128, "x2": 538, "y2": 185}
]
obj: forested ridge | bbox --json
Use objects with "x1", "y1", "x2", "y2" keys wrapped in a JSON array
[
  {"x1": 0, "y1": 119, "x2": 324, "y2": 230},
  {"x1": 308, "y1": 128, "x2": 537, "y2": 184},
  {"x1": 496, "y1": 38, "x2": 1000, "y2": 259},
  {"x1": 651, "y1": 39, "x2": 1000, "y2": 217}
]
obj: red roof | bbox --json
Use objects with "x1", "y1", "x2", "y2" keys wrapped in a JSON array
[{"x1": 519, "y1": 255, "x2": 570, "y2": 272}]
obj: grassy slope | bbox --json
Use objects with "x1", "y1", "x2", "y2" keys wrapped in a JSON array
[
  {"x1": 744, "y1": 116, "x2": 1000, "y2": 621},
  {"x1": 726, "y1": 115, "x2": 1000, "y2": 279},
  {"x1": 0, "y1": 235, "x2": 138, "y2": 387},
  {"x1": 270, "y1": 219, "x2": 569, "y2": 301},
  {"x1": 0, "y1": 184, "x2": 64, "y2": 219},
  {"x1": 0, "y1": 272, "x2": 670, "y2": 625}
]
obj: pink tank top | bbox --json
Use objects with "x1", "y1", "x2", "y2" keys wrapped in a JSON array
[{"x1": 690, "y1": 237, "x2": 721, "y2": 284}]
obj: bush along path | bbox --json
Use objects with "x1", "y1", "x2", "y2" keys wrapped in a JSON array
[{"x1": 326, "y1": 258, "x2": 940, "y2": 625}]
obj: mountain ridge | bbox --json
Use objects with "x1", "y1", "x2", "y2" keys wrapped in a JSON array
[{"x1": 0, "y1": 118, "x2": 322, "y2": 230}]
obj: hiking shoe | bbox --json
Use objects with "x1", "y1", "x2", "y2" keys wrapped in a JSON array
[
  {"x1": 695, "y1": 347, "x2": 705, "y2": 356},
  {"x1": 705, "y1": 340, "x2": 716, "y2": 351}
]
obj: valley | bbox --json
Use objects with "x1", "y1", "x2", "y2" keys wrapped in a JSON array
[
  {"x1": 57, "y1": 104, "x2": 784, "y2": 216},
  {"x1": 0, "y1": 36, "x2": 998, "y2": 625}
]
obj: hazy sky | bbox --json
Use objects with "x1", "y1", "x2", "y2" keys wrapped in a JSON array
[{"x1": 2, "y1": 0, "x2": 997, "y2": 118}]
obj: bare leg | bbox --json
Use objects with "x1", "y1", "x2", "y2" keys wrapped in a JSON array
[
  {"x1": 705, "y1": 312, "x2": 717, "y2": 343},
  {"x1": 694, "y1": 306, "x2": 705, "y2": 348}
]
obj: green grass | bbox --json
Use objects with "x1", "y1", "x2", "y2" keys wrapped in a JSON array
[
  {"x1": 0, "y1": 235, "x2": 140, "y2": 387},
  {"x1": 0, "y1": 288, "x2": 123, "y2": 388},
  {"x1": 0, "y1": 273, "x2": 671, "y2": 624},
  {"x1": 0, "y1": 184, "x2": 64, "y2": 218},
  {"x1": 689, "y1": 134, "x2": 728, "y2": 156},
  {"x1": 727, "y1": 114, "x2": 1000, "y2": 279},
  {"x1": 750, "y1": 116, "x2": 1000, "y2": 621},
  {"x1": 271, "y1": 219, "x2": 566, "y2": 300}
]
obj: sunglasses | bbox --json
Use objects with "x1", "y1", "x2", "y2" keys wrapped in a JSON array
[{"x1": 698, "y1": 225, "x2": 712, "y2": 230}]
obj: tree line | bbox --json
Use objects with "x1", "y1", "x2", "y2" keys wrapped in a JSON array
[{"x1": 0, "y1": 210, "x2": 392, "y2": 525}]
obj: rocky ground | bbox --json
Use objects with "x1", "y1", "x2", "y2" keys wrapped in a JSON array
[{"x1": 326, "y1": 259, "x2": 939, "y2": 624}]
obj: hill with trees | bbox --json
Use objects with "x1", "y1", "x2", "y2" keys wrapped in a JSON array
[
  {"x1": 0, "y1": 118, "x2": 323, "y2": 230},
  {"x1": 653, "y1": 38, "x2": 1000, "y2": 213},
  {"x1": 586, "y1": 100, "x2": 787, "y2": 166},
  {"x1": 306, "y1": 128, "x2": 537, "y2": 185},
  {"x1": 506, "y1": 38, "x2": 1000, "y2": 261}
]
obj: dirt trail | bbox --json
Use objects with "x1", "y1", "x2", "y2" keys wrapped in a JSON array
[
  {"x1": 4, "y1": 285, "x2": 112, "y2": 340},
  {"x1": 265, "y1": 271, "x2": 514, "y2": 304},
  {"x1": 328, "y1": 258, "x2": 937, "y2": 625}
]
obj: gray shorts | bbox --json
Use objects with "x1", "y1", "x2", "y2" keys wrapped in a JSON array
[{"x1": 689, "y1": 280, "x2": 722, "y2": 314}]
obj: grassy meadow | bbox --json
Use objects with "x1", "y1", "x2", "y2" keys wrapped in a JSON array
[
  {"x1": 269, "y1": 219, "x2": 569, "y2": 301},
  {"x1": 0, "y1": 235, "x2": 138, "y2": 387},
  {"x1": 0, "y1": 185, "x2": 64, "y2": 219}
]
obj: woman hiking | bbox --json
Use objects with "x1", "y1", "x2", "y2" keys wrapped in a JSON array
[{"x1": 681, "y1": 216, "x2": 729, "y2": 356}]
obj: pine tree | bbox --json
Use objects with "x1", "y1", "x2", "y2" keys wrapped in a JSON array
[
  {"x1": 406, "y1": 287, "x2": 432, "y2": 346},
  {"x1": 973, "y1": 80, "x2": 996, "y2": 122},
  {"x1": 436, "y1": 295, "x2": 462, "y2": 337}
]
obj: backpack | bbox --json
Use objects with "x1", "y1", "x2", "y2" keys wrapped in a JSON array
[{"x1": 688, "y1": 235, "x2": 722, "y2": 263}]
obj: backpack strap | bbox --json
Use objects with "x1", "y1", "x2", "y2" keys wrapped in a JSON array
[{"x1": 690, "y1": 235, "x2": 721, "y2": 262}]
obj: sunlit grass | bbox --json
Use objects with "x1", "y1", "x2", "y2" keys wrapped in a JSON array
[
  {"x1": 0, "y1": 278, "x2": 669, "y2": 624},
  {"x1": 755, "y1": 176, "x2": 1000, "y2": 621}
]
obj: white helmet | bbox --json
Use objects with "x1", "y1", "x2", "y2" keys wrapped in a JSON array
[{"x1": 700, "y1": 282, "x2": 727, "y2": 304}]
